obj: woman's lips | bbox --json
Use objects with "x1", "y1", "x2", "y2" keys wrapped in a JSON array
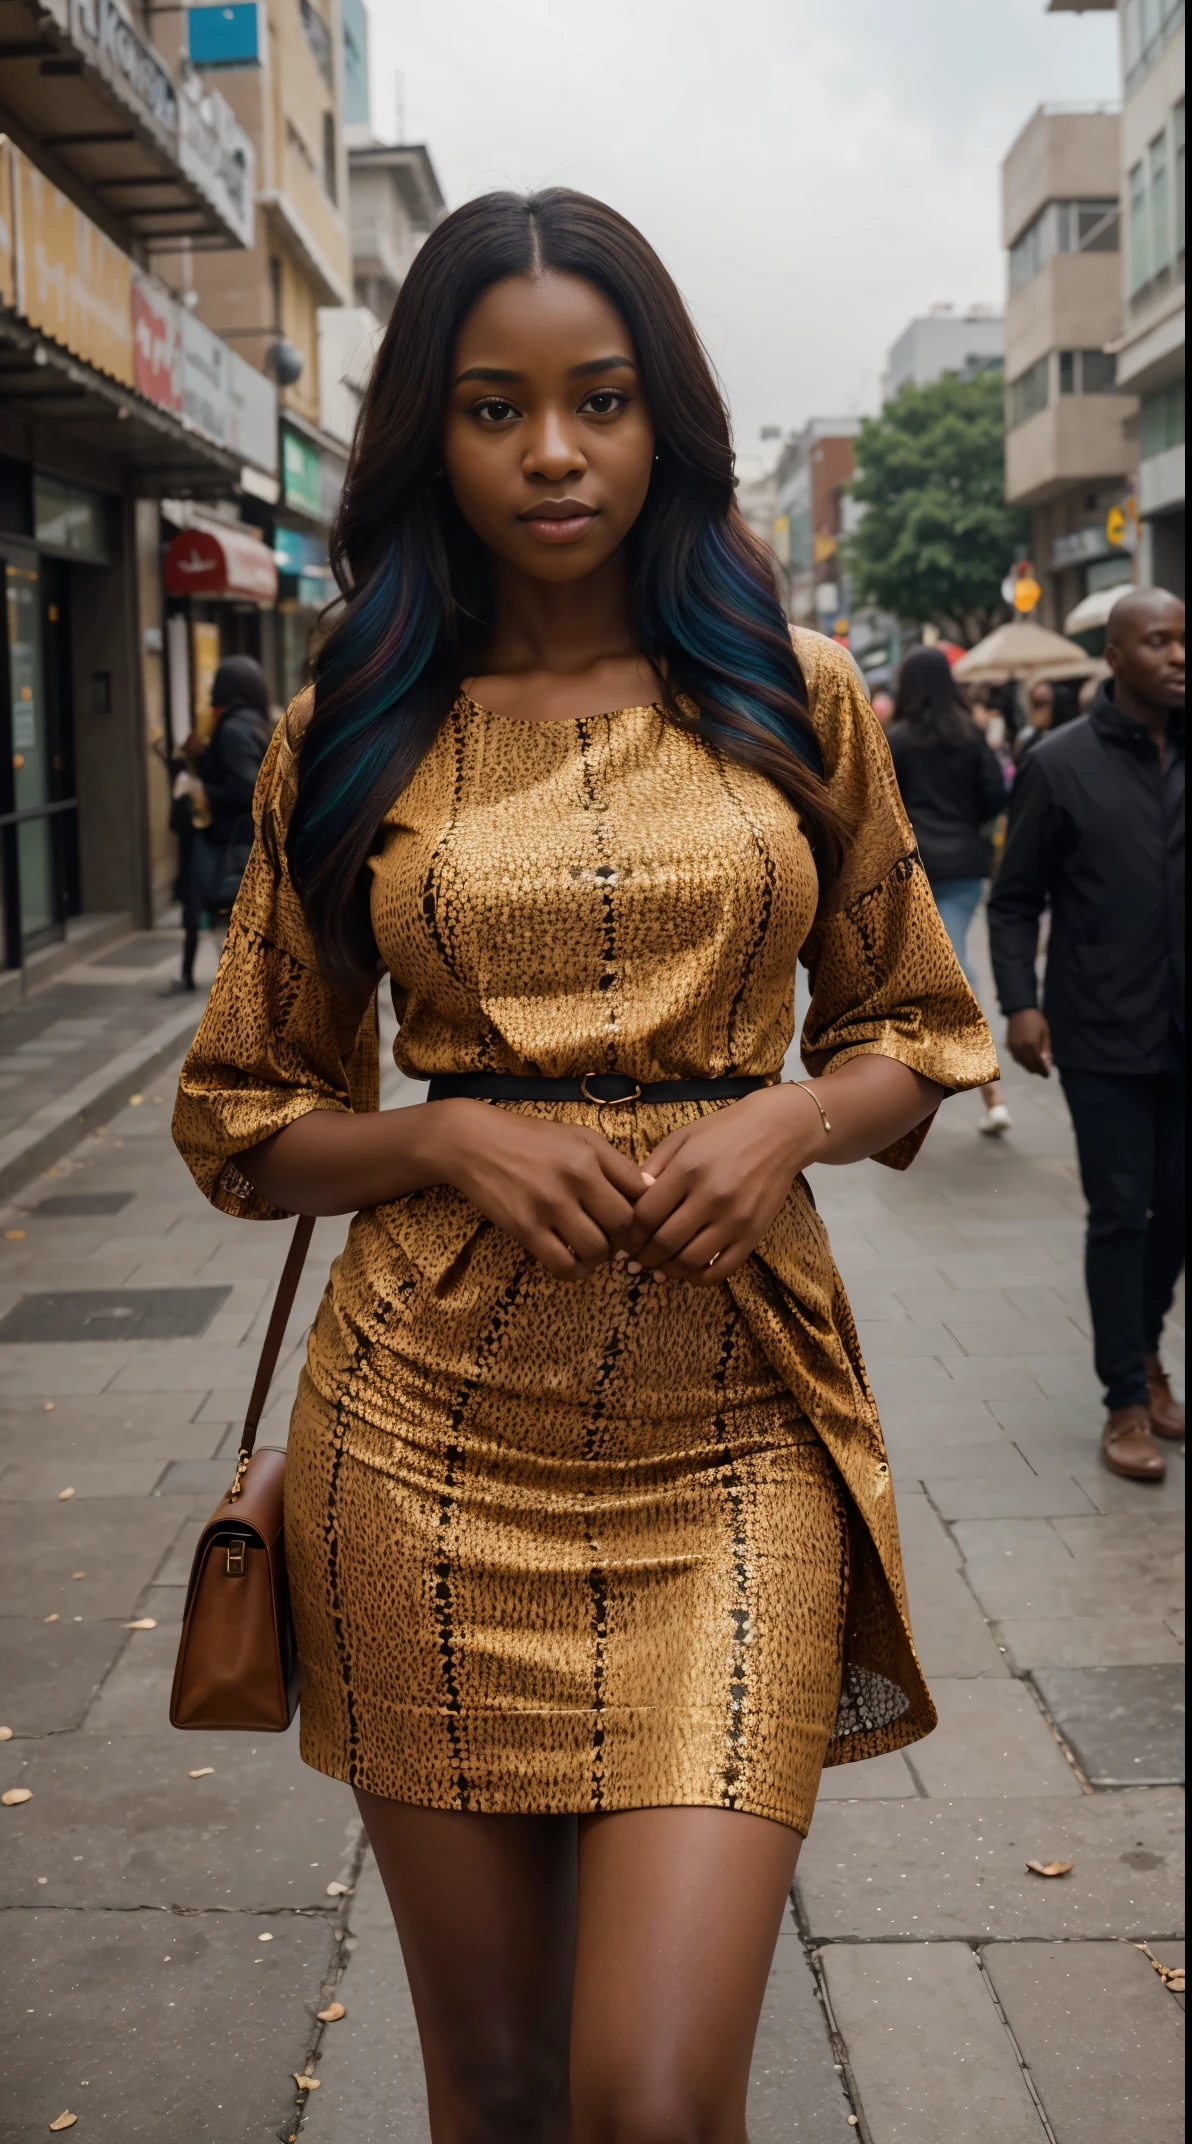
[{"x1": 519, "y1": 505, "x2": 599, "y2": 544}]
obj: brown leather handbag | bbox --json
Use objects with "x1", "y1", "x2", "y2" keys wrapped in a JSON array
[{"x1": 170, "y1": 1214, "x2": 314, "y2": 1732}]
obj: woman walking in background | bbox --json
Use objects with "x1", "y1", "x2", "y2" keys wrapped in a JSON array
[
  {"x1": 165, "y1": 655, "x2": 273, "y2": 991},
  {"x1": 888, "y1": 646, "x2": 1011, "y2": 1135}
]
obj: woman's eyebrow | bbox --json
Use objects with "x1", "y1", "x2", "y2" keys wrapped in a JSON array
[
  {"x1": 452, "y1": 355, "x2": 639, "y2": 388},
  {"x1": 452, "y1": 365, "x2": 523, "y2": 386},
  {"x1": 567, "y1": 355, "x2": 637, "y2": 379}
]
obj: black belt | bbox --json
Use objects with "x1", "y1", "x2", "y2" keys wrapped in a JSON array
[{"x1": 425, "y1": 1072, "x2": 769, "y2": 1106}]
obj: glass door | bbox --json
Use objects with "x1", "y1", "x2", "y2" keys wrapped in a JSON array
[{"x1": 5, "y1": 555, "x2": 55, "y2": 941}]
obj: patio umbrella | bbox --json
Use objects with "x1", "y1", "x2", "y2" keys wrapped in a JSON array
[
  {"x1": 952, "y1": 618, "x2": 1103, "y2": 685},
  {"x1": 1064, "y1": 584, "x2": 1129, "y2": 634}
]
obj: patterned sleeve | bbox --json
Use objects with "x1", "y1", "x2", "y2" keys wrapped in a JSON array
[
  {"x1": 172, "y1": 693, "x2": 380, "y2": 1220},
  {"x1": 792, "y1": 630, "x2": 999, "y2": 1169}
]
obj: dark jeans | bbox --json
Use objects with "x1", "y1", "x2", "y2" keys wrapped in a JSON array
[{"x1": 1060, "y1": 1065, "x2": 1185, "y2": 1410}]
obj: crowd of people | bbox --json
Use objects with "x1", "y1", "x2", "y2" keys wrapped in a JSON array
[{"x1": 879, "y1": 590, "x2": 1185, "y2": 1486}]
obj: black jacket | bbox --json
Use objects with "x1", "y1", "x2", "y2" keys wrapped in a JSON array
[
  {"x1": 987, "y1": 685, "x2": 1185, "y2": 1073},
  {"x1": 886, "y1": 723, "x2": 1007, "y2": 881},
  {"x1": 194, "y1": 702, "x2": 272, "y2": 914}
]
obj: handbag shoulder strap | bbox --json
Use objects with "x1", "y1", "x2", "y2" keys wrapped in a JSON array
[{"x1": 229, "y1": 1213, "x2": 315, "y2": 1499}]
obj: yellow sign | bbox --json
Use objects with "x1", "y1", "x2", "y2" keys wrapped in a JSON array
[
  {"x1": 1106, "y1": 504, "x2": 1126, "y2": 547},
  {"x1": 0, "y1": 142, "x2": 14, "y2": 310},
  {"x1": 191, "y1": 621, "x2": 222, "y2": 743},
  {"x1": 813, "y1": 532, "x2": 838, "y2": 564},
  {"x1": 1013, "y1": 576, "x2": 1042, "y2": 612},
  {"x1": 11, "y1": 144, "x2": 133, "y2": 386}
]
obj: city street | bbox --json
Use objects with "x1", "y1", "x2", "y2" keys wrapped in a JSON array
[{"x1": 0, "y1": 927, "x2": 1184, "y2": 2143}]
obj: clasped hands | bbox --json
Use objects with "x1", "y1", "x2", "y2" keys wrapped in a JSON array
[{"x1": 442, "y1": 1086, "x2": 822, "y2": 1287}]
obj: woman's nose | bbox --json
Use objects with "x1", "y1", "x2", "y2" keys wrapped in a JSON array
[{"x1": 523, "y1": 410, "x2": 586, "y2": 484}]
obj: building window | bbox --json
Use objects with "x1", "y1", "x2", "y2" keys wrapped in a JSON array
[
  {"x1": 322, "y1": 111, "x2": 337, "y2": 203},
  {"x1": 1006, "y1": 355, "x2": 1050, "y2": 429},
  {"x1": 1008, "y1": 199, "x2": 1119, "y2": 293},
  {"x1": 1059, "y1": 349, "x2": 1119, "y2": 395},
  {"x1": 1123, "y1": 0, "x2": 1184, "y2": 94},
  {"x1": 300, "y1": 0, "x2": 333, "y2": 86},
  {"x1": 1129, "y1": 160, "x2": 1150, "y2": 292},
  {"x1": 1139, "y1": 378, "x2": 1186, "y2": 459},
  {"x1": 1149, "y1": 129, "x2": 1172, "y2": 272}
]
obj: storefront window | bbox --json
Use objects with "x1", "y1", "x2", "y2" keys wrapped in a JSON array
[
  {"x1": 5, "y1": 562, "x2": 55, "y2": 940},
  {"x1": 33, "y1": 475, "x2": 111, "y2": 560}
]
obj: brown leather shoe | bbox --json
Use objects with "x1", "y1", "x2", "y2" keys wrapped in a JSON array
[
  {"x1": 1102, "y1": 1405, "x2": 1167, "y2": 1481},
  {"x1": 1146, "y1": 1355, "x2": 1186, "y2": 1440}
]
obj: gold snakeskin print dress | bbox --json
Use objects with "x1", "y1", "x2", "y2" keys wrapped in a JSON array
[{"x1": 175, "y1": 629, "x2": 998, "y2": 1833}]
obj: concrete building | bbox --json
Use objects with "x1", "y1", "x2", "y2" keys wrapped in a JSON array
[
  {"x1": 1001, "y1": 104, "x2": 1138, "y2": 627},
  {"x1": 773, "y1": 420, "x2": 862, "y2": 627},
  {"x1": 346, "y1": 141, "x2": 446, "y2": 323},
  {"x1": 1047, "y1": 0, "x2": 1184, "y2": 594},
  {"x1": 883, "y1": 307, "x2": 1005, "y2": 399},
  {"x1": 0, "y1": 0, "x2": 279, "y2": 992}
]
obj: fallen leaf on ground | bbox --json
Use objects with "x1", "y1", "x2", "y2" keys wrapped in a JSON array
[
  {"x1": 129, "y1": 1094, "x2": 143, "y2": 1106},
  {"x1": 124, "y1": 1619, "x2": 157, "y2": 1630},
  {"x1": 294, "y1": 2076, "x2": 320, "y2": 2091},
  {"x1": 43, "y1": 1402, "x2": 54, "y2": 1412},
  {"x1": 188, "y1": 1767, "x2": 215, "y2": 1779},
  {"x1": 44, "y1": 1614, "x2": 59, "y2": 1624},
  {"x1": 2, "y1": 1787, "x2": 32, "y2": 1805},
  {"x1": 1025, "y1": 1859, "x2": 1074, "y2": 1878},
  {"x1": 316, "y1": 2002, "x2": 346, "y2": 2022},
  {"x1": 0, "y1": 1726, "x2": 12, "y2": 1741},
  {"x1": 325, "y1": 1881, "x2": 353, "y2": 1898},
  {"x1": 72, "y1": 1573, "x2": 85, "y2": 1581},
  {"x1": 57, "y1": 1488, "x2": 74, "y2": 1502},
  {"x1": 5, "y1": 1229, "x2": 26, "y2": 1240},
  {"x1": 1135, "y1": 1942, "x2": 1185, "y2": 1991},
  {"x1": 256, "y1": 1932, "x2": 273, "y2": 1942},
  {"x1": 49, "y1": 2116, "x2": 78, "y2": 2133}
]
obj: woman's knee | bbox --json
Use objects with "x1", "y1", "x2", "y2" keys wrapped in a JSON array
[
  {"x1": 574, "y1": 2078, "x2": 737, "y2": 2144},
  {"x1": 433, "y1": 2045, "x2": 570, "y2": 2143}
]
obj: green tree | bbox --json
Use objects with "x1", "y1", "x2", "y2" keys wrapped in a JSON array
[{"x1": 844, "y1": 372, "x2": 1030, "y2": 644}]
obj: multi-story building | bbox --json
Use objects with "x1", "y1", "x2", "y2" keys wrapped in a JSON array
[
  {"x1": 883, "y1": 307, "x2": 1005, "y2": 399},
  {"x1": 1047, "y1": 0, "x2": 1184, "y2": 595},
  {"x1": 0, "y1": 0, "x2": 280, "y2": 992},
  {"x1": 1001, "y1": 103, "x2": 1138, "y2": 627},
  {"x1": 772, "y1": 419, "x2": 862, "y2": 628}
]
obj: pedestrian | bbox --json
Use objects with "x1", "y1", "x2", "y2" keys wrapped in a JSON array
[
  {"x1": 870, "y1": 685, "x2": 895, "y2": 727},
  {"x1": 887, "y1": 646, "x2": 1012, "y2": 1134},
  {"x1": 1014, "y1": 676, "x2": 1055, "y2": 763},
  {"x1": 988, "y1": 587, "x2": 1185, "y2": 1482},
  {"x1": 186, "y1": 651, "x2": 272, "y2": 964},
  {"x1": 173, "y1": 189, "x2": 997, "y2": 2136}
]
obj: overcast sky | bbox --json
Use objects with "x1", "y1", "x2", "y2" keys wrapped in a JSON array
[{"x1": 365, "y1": 1, "x2": 1120, "y2": 471}]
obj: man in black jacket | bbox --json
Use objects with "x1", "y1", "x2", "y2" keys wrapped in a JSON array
[{"x1": 988, "y1": 589, "x2": 1184, "y2": 1482}]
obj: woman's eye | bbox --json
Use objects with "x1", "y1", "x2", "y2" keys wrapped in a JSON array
[
  {"x1": 474, "y1": 398, "x2": 518, "y2": 423},
  {"x1": 581, "y1": 389, "x2": 628, "y2": 416}
]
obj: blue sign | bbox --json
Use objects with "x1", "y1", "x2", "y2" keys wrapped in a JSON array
[
  {"x1": 187, "y1": 4, "x2": 262, "y2": 68},
  {"x1": 274, "y1": 524, "x2": 332, "y2": 578}
]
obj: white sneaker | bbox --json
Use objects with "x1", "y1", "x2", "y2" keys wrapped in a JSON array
[{"x1": 979, "y1": 1102, "x2": 1013, "y2": 1136}]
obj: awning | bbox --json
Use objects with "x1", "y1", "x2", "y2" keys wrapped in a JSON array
[{"x1": 164, "y1": 522, "x2": 278, "y2": 603}]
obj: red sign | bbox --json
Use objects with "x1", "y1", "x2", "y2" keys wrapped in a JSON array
[
  {"x1": 164, "y1": 523, "x2": 278, "y2": 604},
  {"x1": 132, "y1": 269, "x2": 182, "y2": 414}
]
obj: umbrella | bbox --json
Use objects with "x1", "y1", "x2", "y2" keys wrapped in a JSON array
[
  {"x1": 952, "y1": 618, "x2": 1103, "y2": 685},
  {"x1": 1064, "y1": 584, "x2": 1130, "y2": 634}
]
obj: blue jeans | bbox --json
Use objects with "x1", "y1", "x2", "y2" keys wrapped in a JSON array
[{"x1": 932, "y1": 877, "x2": 984, "y2": 991}]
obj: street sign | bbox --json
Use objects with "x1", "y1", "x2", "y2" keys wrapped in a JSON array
[
  {"x1": 1106, "y1": 497, "x2": 1140, "y2": 551},
  {"x1": 1013, "y1": 576, "x2": 1042, "y2": 612}
]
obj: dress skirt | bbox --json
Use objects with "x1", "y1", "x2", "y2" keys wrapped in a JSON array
[{"x1": 283, "y1": 1209, "x2": 852, "y2": 1837}]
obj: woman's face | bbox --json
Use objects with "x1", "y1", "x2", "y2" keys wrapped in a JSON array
[{"x1": 442, "y1": 272, "x2": 655, "y2": 585}]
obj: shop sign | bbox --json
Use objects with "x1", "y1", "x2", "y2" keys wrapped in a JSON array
[
  {"x1": 177, "y1": 69, "x2": 255, "y2": 252},
  {"x1": 68, "y1": 0, "x2": 179, "y2": 149},
  {"x1": 164, "y1": 520, "x2": 279, "y2": 603},
  {"x1": 131, "y1": 268, "x2": 182, "y2": 413},
  {"x1": 180, "y1": 311, "x2": 278, "y2": 473},
  {"x1": 274, "y1": 523, "x2": 329, "y2": 575},
  {"x1": 282, "y1": 427, "x2": 323, "y2": 516},
  {"x1": 10, "y1": 145, "x2": 133, "y2": 386}
]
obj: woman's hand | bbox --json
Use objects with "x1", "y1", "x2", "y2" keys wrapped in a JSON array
[
  {"x1": 612, "y1": 1087, "x2": 818, "y2": 1287},
  {"x1": 433, "y1": 1101, "x2": 648, "y2": 1281}
]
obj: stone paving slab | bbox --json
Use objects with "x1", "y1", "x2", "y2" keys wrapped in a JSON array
[
  {"x1": 746, "y1": 1923, "x2": 859, "y2": 2136},
  {"x1": 0, "y1": 1616, "x2": 127, "y2": 1735},
  {"x1": 0, "y1": 1906, "x2": 331, "y2": 2142},
  {"x1": 995, "y1": 1613, "x2": 1185, "y2": 1671},
  {"x1": 797, "y1": 1789, "x2": 1185, "y2": 1941},
  {"x1": 1031, "y1": 1664, "x2": 1185, "y2": 1787},
  {"x1": 819, "y1": 1941, "x2": 1045, "y2": 2143},
  {"x1": 923, "y1": 1473, "x2": 1100, "y2": 1521},
  {"x1": 904, "y1": 1679, "x2": 1082, "y2": 1799},
  {"x1": 0, "y1": 1499, "x2": 191, "y2": 1620},
  {"x1": 0, "y1": 1729, "x2": 359, "y2": 1911},
  {"x1": 983, "y1": 1940, "x2": 1184, "y2": 2143},
  {"x1": 815, "y1": 1748, "x2": 921, "y2": 1801}
]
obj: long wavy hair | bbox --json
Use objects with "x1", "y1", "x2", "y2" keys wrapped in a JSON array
[
  {"x1": 288, "y1": 187, "x2": 847, "y2": 998},
  {"x1": 891, "y1": 646, "x2": 976, "y2": 749}
]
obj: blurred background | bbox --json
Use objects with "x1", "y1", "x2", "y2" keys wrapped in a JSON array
[{"x1": 0, "y1": 0, "x2": 1182, "y2": 994}]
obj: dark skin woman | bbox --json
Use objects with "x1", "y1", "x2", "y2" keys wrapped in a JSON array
[{"x1": 174, "y1": 191, "x2": 997, "y2": 2139}]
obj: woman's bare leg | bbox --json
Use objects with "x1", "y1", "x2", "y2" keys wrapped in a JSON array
[
  {"x1": 570, "y1": 1806, "x2": 803, "y2": 2141},
  {"x1": 355, "y1": 1790, "x2": 577, "y2": 2143}
]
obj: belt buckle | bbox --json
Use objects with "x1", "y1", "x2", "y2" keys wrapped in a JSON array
[{"x1": 580, "y1": 1072, "x2": 641, "y2": 1118}]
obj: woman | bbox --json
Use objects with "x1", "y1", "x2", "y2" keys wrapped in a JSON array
[
  {"x1": 189, "y1": 654, "x2": 273, "y2": 954},
  {"x1": 887, "y1": 647, "x2": 1011, "y2": 1137},
  {"x1": 174, "y1": 191, "x2": 996, "y2": 2137}
]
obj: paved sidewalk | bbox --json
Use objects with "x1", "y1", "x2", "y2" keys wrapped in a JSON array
[{"x1": 0, "y1": 949, "x2": 1183, "y2": 2141}]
